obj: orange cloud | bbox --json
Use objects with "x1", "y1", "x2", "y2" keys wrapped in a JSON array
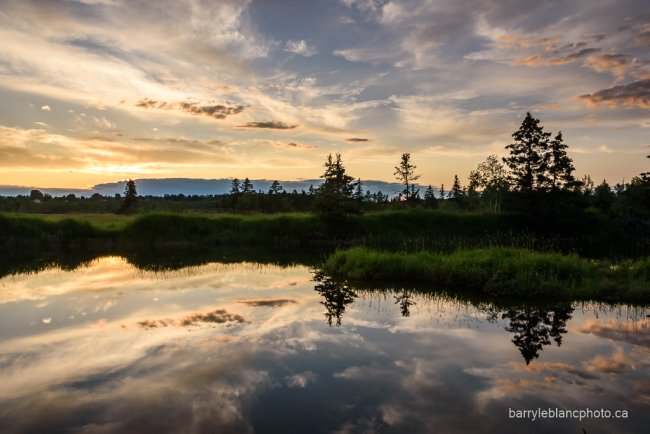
[{"x1": 578, "y1": 79, "x2": 650, "y2": 109}]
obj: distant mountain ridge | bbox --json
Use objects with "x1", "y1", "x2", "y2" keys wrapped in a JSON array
[{"x1": 0, "y1": 178, "x2": 435, "y2": 197}]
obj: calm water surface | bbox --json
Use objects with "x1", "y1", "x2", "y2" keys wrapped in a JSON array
[{"x1": 0, "y1": 257, "x2": 648, "y2": 433}]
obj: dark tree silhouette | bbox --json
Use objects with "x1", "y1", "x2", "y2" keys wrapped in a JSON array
[
  {"x1": 548, "y1": 132, "x2": 577, "y2": 190},
  {"x1": 394, "y1": 289, "x2": 415, "y2": 317},
  {"x1": 450, "y1": 174, "x2": 464, "y2": 200},
  {"x1": 423, "y1": 185, "x2": 438, "y2": 208},
  {"x1": 504, "y1": 112, "x2": 551, "y2": 192},
  {"x1": 354, "y1": 178, "x2": 364, "y2": 202},
  {"x1": 313, "y1": 271, "x2": 357, "y2": 326},
  {"x1": 502, "y1": 305, "x2": 573, "y2": 365},
  {"x1": 242, "y1": 177, "x2": 255, "y2": 193},
  {"x1": 269, "y1": 180, "x2": 284, "y2": 194},
  {"x1": 29, "y1": 189, "x2": 44, "y2": 201},
  {"x1": 314, "y1": 153, "x2": 359, "y2": 218},
  {"x1": 229, "y1": 178, "x2": 241, "y2": 194},
  {"x1": 118, "y1": 179, "x2": 138, "y2": 213},
  {"x1": 468, "y1": 155, "x2": 509, "y2": 213},
  {"x1": 394, "y1": 153, "x2": 421, "y2": 201},
  {"x1": 593, "y1": 179, "x2": 615, "y2": 212},
  {"x1": 439, "y1": 183, "x2": 445, "y2": 199}
]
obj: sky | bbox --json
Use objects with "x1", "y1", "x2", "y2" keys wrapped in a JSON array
[{"x1": 0, "y1": 0, "x2": 649, "y2": 189}]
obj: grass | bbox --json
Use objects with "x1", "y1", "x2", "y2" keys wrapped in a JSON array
[
  {"x1": 322, "y1": 247, "x2": 650, "y2": 302},
  {"x1": 1, "y1": 212, "x2": 137, "y2": 230},
  {"x1": 1, "y1": 209, "x2": 646, "y2": 258}
]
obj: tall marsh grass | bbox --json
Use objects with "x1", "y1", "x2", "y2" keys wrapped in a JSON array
[{"x1": 322, "y1": 247, "x2": 650, "y2": 301}]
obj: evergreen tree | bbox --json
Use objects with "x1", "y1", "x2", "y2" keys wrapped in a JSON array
[
  {"x1": 450, "y1": 175, "x2": 464, "y2": 200},
  {"x1": 241, "y1": 178, "x2": 254, "y2": 193},
  {"x1": 118, "y1": 179, "x2": 137, "y2": 213},
  {"x1": 268, "y1": 180, "x2": 284, "y2": 194},
  {"x1": 548, "y1": 132, "x2": 576, "y2": 189},
  {"x1": 308, "y1": 184, "x2": 316, "y2": 195},
  {"x1": 504, "y1": 112, "x2": 551, "y2": 192},
  {"x1": 229, "y1": 178, "x2": 241, "y2": 194},
  {"x1": 581, "y1": 175, "x2": 594, "y2": 196},
  {"x1": 423, "y1": 185, "x2": 438, "y2": 209},
  {"x1": 354, "y1": 178, "x2": 364, "y2": 202},
  {"x1": 314, "y1": 153, "x2": 359, "y2": 217},
  {"x1": 439, "y1": 184, "x2": 445, "y2": 199},
  {"x1": 593, "y1": 179, "x2": 615, "y2": 212},
  {"x1": 374, "y1": 191, "x2": 388, "y2": 203},
  {"x1": 394, "y1": 153, "x2": 421, "y2": 201}
]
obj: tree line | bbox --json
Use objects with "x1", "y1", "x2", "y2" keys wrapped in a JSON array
[{"x1": 3, "y1": 112, "x2": 647, "y2": 219}]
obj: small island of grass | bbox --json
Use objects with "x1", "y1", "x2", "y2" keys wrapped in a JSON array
[{"x1": 322, "y1": 247, "x2": 650, "y2": 302}]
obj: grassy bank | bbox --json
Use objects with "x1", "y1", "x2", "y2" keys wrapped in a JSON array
[
  {"x1": 322, "y1": 247, "x2": 650, "y2": 302},
  {"x1": 1, "y1": 210, "x2": 647, "y2": 258}
]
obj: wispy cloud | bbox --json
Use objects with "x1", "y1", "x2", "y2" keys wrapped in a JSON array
[
  {"x1": 237, "y1": 121, "x2": 297, "y2": 129},
  {"x1": 284, "y1": 40, "x2": 318, "y2": 57},
  {"x1": 136, "y1": 99, "x2": 247, "y2": 120}
]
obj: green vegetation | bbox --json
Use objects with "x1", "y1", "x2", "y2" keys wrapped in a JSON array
[
  {"x1": 2, "y1": 208, "x2": 646, "y2": 257},
  {"x1": 322, "y1": 247, "x2": 650, "y2": 302},
  {"x1": 0, "y1": 205, "x2": 650, "y2": 258}
]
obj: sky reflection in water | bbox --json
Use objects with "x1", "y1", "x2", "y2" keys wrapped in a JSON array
[{"x1": 0, "y1": 257, "x2": 648, "y2": 434}]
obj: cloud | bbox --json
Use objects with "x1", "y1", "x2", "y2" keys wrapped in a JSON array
[
  {"x1": 284, "y1": 40, "x2": 317, "y2": 57},
  {"x1": 284, "y1": 371, "x2": 317, "y2": 388},
  {"x1": 136, "y1": 98, "x2": 246, "y2": 120},
  {"x1": 138, "y1": 308, "x2": 247, "y2": 329},
  {"x1": 41, "y1": 105, "x2": 51, "y2": 111},
  {"x1": 281, "y1": 142, "x2": 315, "y2": 150},
  {"x1": 584, "y1": 347, "x2": 633, "y2": 374},
  {"x1": 578, "y1": 79, "x2": 650, "y2": 109},
  {"x1": 92, "y1": 116, "x2": 117, "y2": 130},
  {"x1": 346, "y1": 137, "x2": 370, "y2": 142},
  {"x1": 237, "y1": 121, "x2": 297, "y2": 129},
  {"x1": 238, "y1": 299, "x2": 297, "y2": 307},
  {"x1": 584, "y1": 53, "x2": 647, "y2": 81},
  {"x1": 513, "y1": 48, "x2": 600, "y2": 67},
  {"x1": 576, "y1": 318, "x2": 650, "y2": 347},
  {"x1": 497, "y1": 35, "x2": 560, "y2": 49}
]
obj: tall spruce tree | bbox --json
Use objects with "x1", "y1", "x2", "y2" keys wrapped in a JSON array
[
  {"x1": 548, "y1": 132, "x2": 576, "y2": 189},
  {"x1": 118, "y1": 179, "x2": 137, "y2": 213},
  {"x1": 504, "y1": 112, "x2": 551, "y2": 192},
  {"x1": 314, "y1": 153, "x2": 359, "y2": 217},
  {"x1": 450, "y1": 175, "x2": 464, "y2": 200}
]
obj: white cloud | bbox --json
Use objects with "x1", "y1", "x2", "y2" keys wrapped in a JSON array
[{"x1": 285, "y1": 40, "x2": 318, "y2": 57}]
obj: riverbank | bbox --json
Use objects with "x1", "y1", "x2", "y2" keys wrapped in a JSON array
[
  {"x1": 322, "y1": 247, "x2": 650, "y2": 302},
  {"x1": 1, "y1": 210, "x2": 646, "y2": 258}
]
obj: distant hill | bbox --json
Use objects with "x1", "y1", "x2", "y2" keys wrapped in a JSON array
[{"x1": 0, "y1": 178, "x2": 435, "y2": 198}]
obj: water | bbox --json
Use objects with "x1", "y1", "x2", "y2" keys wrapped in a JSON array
[{"x1": 0, "y1": 257, "x2": 648, "y2": 433}]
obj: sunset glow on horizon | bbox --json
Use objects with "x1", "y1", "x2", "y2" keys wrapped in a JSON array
[{"x1": 1, "y1": 0, "x2": 648, "y2": 189}]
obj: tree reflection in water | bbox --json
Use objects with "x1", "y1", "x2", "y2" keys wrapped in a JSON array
[
  {"x1": 313, "y1": 272, "x2": 574, "y2": 364},
  {"x1": 502, "y1": 305, "x2": 573, "y2": 364},
  {"x1": 394, "y1": 289, "x2": 415, "y2": 317},
  {"x1": 313, "y1": 271, "x2": 357, "y2": 326}
]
